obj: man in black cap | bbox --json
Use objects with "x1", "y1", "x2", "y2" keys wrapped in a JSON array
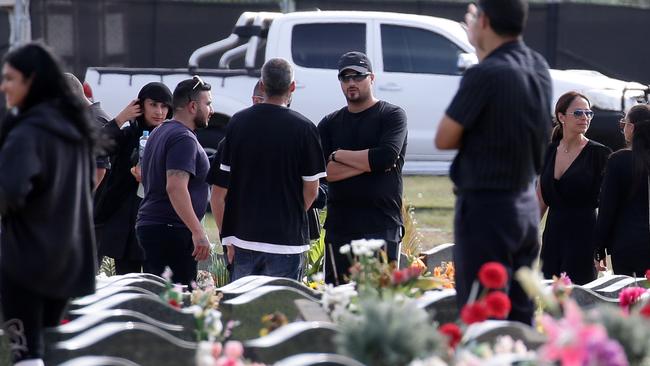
[
  {"x1": 318, "y1": 51, "x2": 408, "y2": 285},
  {"x1": 94, "y1": 82, "x2": 173, "y2": 275}
]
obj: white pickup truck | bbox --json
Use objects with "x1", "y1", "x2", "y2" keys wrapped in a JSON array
[{"x1": 85, "y1": 10, "x2": 649, "y2": 170}]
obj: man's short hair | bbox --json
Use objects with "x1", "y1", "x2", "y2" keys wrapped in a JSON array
[
  {"x1": 479, "y1": 0, "x2": 528, "y2": 37},
  {"x1": 261, "y1": 58, "x2": 293, "y2": 98},
  {"x1": 173, "y1": 76, "x2": 211, "y2": 110},
  {"x1": 63, "y1": 72, "x2": 87, "y2": 102}
]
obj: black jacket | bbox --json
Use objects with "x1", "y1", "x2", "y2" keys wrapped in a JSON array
[{"x1": 0, "y1": 102, "x2": 96, "y2": 298}]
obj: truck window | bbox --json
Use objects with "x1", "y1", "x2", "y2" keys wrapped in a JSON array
[
  {"x1": 292, "y1": 23, "x2": 366, "y2": 69},
  {"x1": 381, "y1": 24, "x2": 462, "y2": 75}
]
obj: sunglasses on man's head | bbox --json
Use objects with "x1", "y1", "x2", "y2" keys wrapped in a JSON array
[
  {"x1": 570, "y1": 109, "x2": 594, "y2": 119},
  {"x1": 338, "y1": 73, "x2": 371, "y2": 83},
  {"x1": 192, "y1": 75, "x2": 206, "y2": 90}
]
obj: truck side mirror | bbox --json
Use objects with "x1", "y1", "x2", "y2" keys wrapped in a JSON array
[{"x1": 457, "y1": 53, "x2": 478, "y2": 73}]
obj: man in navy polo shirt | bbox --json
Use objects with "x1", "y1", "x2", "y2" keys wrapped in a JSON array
[
  {"x1": 212, "y1": 58, "x2": 326, "y2": 281},
  {"x1": 435, "y1": 0, "x2": 552, "y2": 324},
  {"x1": 136, "y1": 76, "x2": 213, "y2": 286}
]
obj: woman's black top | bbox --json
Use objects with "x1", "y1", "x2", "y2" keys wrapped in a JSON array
[
  {"x1": 595, "y1": 149, "x2": 650, "y2": 276},
  {"x1": 540, "y1": 140, "x2": 611, "y2": 284}
]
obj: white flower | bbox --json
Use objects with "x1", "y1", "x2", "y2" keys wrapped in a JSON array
[
  {"x1": 195, "y1": 342, "x2": 214, "y2": 366},
  {"x1": 96, "y1": 272, "x2": 108, "y2": 280},
  {"x1": 321, "y1": 284, "x2": 358, "y2": 321},
  {"x1": 493, "y1": 335, "x2": 514, "y2": 354},
  {"x1": 513, "y1": 340, "x2": 530, "y2": 355},
  {"x1": 339, "y1": 244, "x2": 351, "y2": 254},
  {"x1": 311, "y1": 272, "x2": 325, "y2": 283},
  {"x1": 162, "y1": 266, "x2": 173, "y2": 281},
  {"x1": 350, "y1": 239, "x2": 385, "y2": 257},
  {"x1": 409, "y1": 356, "x2": 448, "y2": 366},
  {"x1": 205, "y1": 309, "x2": 223, "y2": 339},
  {"x1": 188, "y1": 305, "x2": 203, "y2": 318}
]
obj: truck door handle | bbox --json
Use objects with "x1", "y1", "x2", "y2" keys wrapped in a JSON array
[{"x1": 378, "y1": 83, "x2": 402, "y2": 91}]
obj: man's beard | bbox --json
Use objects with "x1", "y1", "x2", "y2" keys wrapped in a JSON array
[
  {"x1": 194, "y1": 109, "x2": 208, "y2": 129},
  {"x1": 345, "y1": 89, "x2": 370, "y2": 104}
]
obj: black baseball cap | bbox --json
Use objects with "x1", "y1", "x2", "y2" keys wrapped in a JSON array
[{"x1": 337, "y1": 51, "x2": 372, "y2": 75}]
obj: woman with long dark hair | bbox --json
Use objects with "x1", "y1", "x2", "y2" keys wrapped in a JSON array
[
  {"x1": 537, "y1": 91, "x2": 611, "y2": 284},
  {"x1": 595, "y1": 104, "x2": 650, "y2": 276},
  {"x1": 0, "y1": 43, "x2": 96, "y2": 366},
  {"x1": 94, "y1": 82, "x2": 172, "y2": 275}
]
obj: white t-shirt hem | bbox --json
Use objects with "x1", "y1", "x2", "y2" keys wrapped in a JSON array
[{"x1": 222, "y1": 236, "x2": 310, "y2": 254}]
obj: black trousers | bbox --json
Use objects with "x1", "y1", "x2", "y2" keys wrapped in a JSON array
[
  {"x1": 0, "y1": 272, "x2": 68, "y2": 362},
  {"x1": 454, "y1": 186, "x2": 540, "y2": 325},
  {"x1": 137, "y1": 224, "x2": 197, "y2": 287},
  {"x1": 324, "y1": 227, "x2": 401, "y2": 285}
]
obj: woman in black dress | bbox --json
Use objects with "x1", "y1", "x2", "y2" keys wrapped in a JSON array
[
  {"x1": 595, "y1": 104, "x2": 650, "y2": 276},
  {"x1": 537, "y1": 91, "x2": 611, "y2": 284}
]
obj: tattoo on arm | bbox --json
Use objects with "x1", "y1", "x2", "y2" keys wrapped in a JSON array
[{"x1": 166, "y1": 169, "x2": 190, "y2": 178}]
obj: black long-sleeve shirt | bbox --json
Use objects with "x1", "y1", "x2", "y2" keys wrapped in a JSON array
[
  {"x1": 595, "y1": 149, "x2": 650, "y2": 274},
  {"x1": 318, "y1": 100, "x2": 407, "y2": 236}
]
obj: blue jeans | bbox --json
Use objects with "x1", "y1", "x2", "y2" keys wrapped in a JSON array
[{"x1": 231, "y1": 246, "x2": 303, "y2": 281}]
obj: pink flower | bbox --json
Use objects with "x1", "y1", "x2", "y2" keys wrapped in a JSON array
[
  {"x1": 645, "y1": 269, "x2": 650, "y2": 282},
  {"x1": 619, "y1": 287, "x2": 646, "y2": 311},
  {"x1": 223, "y1": 340, "x2": 244, "y2": 359},
  {"x1": 478, "y1": 262, "x2": 508, "y2": 289},
  {"x1": 215, "y1": 357, "x2": 242, "y2": 366},
  {"x1": 212, "y1": 342, "x2": 223, "y2": 358},
  {"x1": 539, "y1": 299, "x2": 608, "y2": 366}
]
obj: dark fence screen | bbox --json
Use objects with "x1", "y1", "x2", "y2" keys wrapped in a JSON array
[{"x1": 0, "y1": 1, "x2": 648, "y2": 84}]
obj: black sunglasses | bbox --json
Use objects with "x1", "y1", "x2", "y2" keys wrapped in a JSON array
[{"x1": 338, "y1": 73, "x2": 371, "y2": 83}]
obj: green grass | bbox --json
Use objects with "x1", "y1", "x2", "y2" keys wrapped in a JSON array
[
  {"x1": 204, "y1": 176, "x2": 456, "y2": 252},
  {"x1": 403, "y1": 176, "x2": 455, "y2": 250}
]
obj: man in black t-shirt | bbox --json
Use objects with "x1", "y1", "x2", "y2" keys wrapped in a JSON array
[
  {"x1": 435, "y1": 0, "x2": 552, "y2": 324},
  {"x1": 211, "y1": 58, "x2": 326, "y2": 281},
  {"x1": 318, "y1": 52, "x2": 408, "y2": 285}
]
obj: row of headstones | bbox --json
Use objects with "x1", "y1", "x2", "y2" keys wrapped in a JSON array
[
  {"x1": 39, "y1": 273, "x2": 540, "y2": 366},
  {"x1": 2, "y1": 242, "x2": 644, "y2": 366}
]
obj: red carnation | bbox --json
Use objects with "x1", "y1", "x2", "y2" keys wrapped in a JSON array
[
  {"x1": 460, "y1": 301, "x2": 489, "y2": 325},
  {"x1": 168, "y1": 299, "x2": 181, "y2": 309},
  {"x1": 478, "y1": 262, "x2": 508, "y2": 289},
  {"x1": 439, "y1": 323, "x2": 462, "y2": 349},
  {"x1": 392, "y1": 269, "x2": 408, "y2": 285},
  {"x1": 645, "y1": 269, "x2": 650, "y2": 282},
  {"x1": 484, "y1": 291, "x2": 512, "y2": 319},
  {"x1": 640, "y1": 304, "x2": 650, "y2": 318},
  {"x1": 407, "y1": 265, "x2": 423, "y2": 279}
]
